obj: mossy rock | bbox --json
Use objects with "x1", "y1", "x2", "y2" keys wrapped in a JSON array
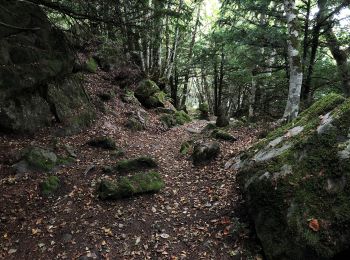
[
  {"x1": 22, "y1": 146, "x2": 58, "y2": 171},
  {"x1": 135, "y1": 80, "x2": 159, "y2": 99},
  {"x1": 160, "y1": 110, "x2": 192, "y2": 128},
  {"x1": 160, "y1": 114, "x2": 178, "y2": 128},
  {"x1": 134, "y1": 80, "x2": 166, "y2": 108},
  {"x1": 121, "y1": 90, "x2": 141, "y2": 106},
  {"x1": 84, "y1": 57, "x2": 98, "y2": 73},
  {"x1": 192, "y1": 142, "x2": 220, "y2": 165},
  {"x1": 0, "y1": 0, "x2": 87, "y2": 133},
  {"x1": 125, "y1": 117, "x2": 145, "y2": 131},
  {"x1": 115, "y1": 156, "x2": 158, "y2": 173},
  {"x1": 175, "y1": 110, "x2": 192, "y2": 125},
  {"x1": 211, "y1": 129, "x2": 237, "y2": 142},
  {"x1": 87, "y1": 136, "x2": 116, "y2": 150},
  {"x1": 40, "y1": 175, "x2": 60, "y2": 196},
  {"x1": 234, "y1": 94, "x2": 350, "y2": 260},
  {"x1": 97, "y1": 171, "x2": 164, "y2": 200}
]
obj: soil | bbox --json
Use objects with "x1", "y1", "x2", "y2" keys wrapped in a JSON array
[{"x1": 0, "y1": 69, "x2": 262, "y2": 260}]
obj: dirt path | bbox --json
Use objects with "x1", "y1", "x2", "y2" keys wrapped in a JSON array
[{"x1": 0, "y1": 72, "x2": 260, "y2": 259}]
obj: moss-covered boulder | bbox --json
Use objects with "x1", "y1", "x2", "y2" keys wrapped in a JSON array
[
  {"x1": 97, "y1": 171, "x2": 164, "y2": 200},
  {"x1": 115, "y1": 156, "x2": 158, "y2": 173},
  {"x1": 160, "y1": 110, "x2": 192, "y2": 128},
  {"x1": 211, "y1": 129, "x2": 237, "y2": 142},
  {"x1": 40, "y1": 176, "x2": 60, "y2": 196},
  {"x1": 87, "y1": 136, "x2": 117, "y2": 150},
  {"x1": 0, "y1": 1, "x2": 94, "y2": 133},
  {"x1": 12, "y1": 146, "x2": 66, "y2": 173},
  {"x1": 192, "y1": 142, "x2": 220, "y2": 165},
  {"x1": 121, "y1": 90, "x2": 141, "y2": 106},
  {"x1": 134, "y1": 80, "x2": 166, "y2": 108},
  {"x1": 175, "y1": 110, "x2": 192, "y2": 125},
  {"x1": 232, "y1": 93, "x2": 350, "y2": 260},
  {"x1": 160, "y1": 114, "x2": 177, "y2": 128}
]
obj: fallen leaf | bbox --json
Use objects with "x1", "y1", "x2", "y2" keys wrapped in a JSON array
[
  {"x1": 31, "y1": 228, "x2": 41, "y2": 235},
  {"x1": 135, "y1": 236, "x2": 141, "y2": 245},
  {"x1": 160, "y1": 233, "x2": 170, "y2": 239},
  {"x1": 309, "y1": 218, "x2": 320, "y2": 231}
]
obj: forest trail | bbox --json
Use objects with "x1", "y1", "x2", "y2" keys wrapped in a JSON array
[{"x1": 0, "y1": 94, "x2": 260, "y2": 260}]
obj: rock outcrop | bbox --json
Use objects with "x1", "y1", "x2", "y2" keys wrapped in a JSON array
[
  {"x1": 134, "y1": 80, "x2": 166, "y2": 108},
  {"x1": 231, "y1": 94, "x2": 350, "y2": 260},
  {"x1": 0, "y1": 0, "x2": 94, "y2": 133}
]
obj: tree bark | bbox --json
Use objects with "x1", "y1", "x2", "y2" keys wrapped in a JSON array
[
  {"x1": 283, "y1": 0, "x2": 303, "y2": 121},
  {"x1": 325, "y1": 29, "x2": 350, "y2": 96},
  {"x1": 180, "y1": 5, "x2": 201, "y2": 108}
]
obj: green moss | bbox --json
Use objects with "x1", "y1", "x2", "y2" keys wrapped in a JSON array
[
  {"x1": 180, "y1": 141, "x2": 192, "y2": 155},
  {"x1": 97, "y1": 171, "x2": 165, "y2": 200},
  {"x1": 175, "y1": 110, "x2": 191, "y2": 125},
  {"x1": 211, "y1": 129, "x2": 237, "y2": 142},
  {"x1": 265, "y1": 93, "x2": 345, "y2": 143},
  {"x1": 56, "y1": 156, "x2": 75, "y2": 165},
  {"x1": 236, "y1": 94, "x2": 350, "y2": 259},
  {"x1": 87, "y1": 136, "x2": 116, "y2": 150},
  {"x1": 121, "y1": 90, "x2": 140, "y2": 105},
  {"x1": 153, "y1": 91, "x2": 166, "y2": 104},
  {"x1": 23, "y1": 147, "x2": 57, "y2": 171},
  {"x1": 135, "y1": 79, "x2": 160, "y2": 98},
  {"x1": 40, "y1": 175, "x2": 60, "y2": 196},
  {"x1": 160, "y1": 114, "x2": 177, "y2": 128},
  {"x1": 85, "y1": 57, "x2": 98, "y2": 73},
  {"x1": 115, "y1": 156, "x2": 158, "y2": 173}
]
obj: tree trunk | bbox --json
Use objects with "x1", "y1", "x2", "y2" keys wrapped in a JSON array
[
  {"x1": 249, "y1": 71, "x2": 257, "y2": 118},
  {"x1": 283, "y1": 0, "x2": 303, "y2": 121},
  {"x1": 325, "y1": 29, "x2": 350, "y2": 96},
  {"x1": 302, "y1": 0, "x2": 326, "y2": 103},
  {"x1": 180, "y1": 5, "x2": 201, "y2": 108}
]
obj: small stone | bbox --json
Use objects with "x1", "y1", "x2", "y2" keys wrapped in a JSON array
[
  {"x1": 8, "y1": 249, "x2": 17, "y2": 254},
  {"x1": 62, "y1": 233, "x2": 72, "y2": 243}
]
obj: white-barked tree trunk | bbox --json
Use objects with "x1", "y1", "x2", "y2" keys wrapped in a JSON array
[{"x1": 283, "y1": 0, "x2": 303, "y2": 121}]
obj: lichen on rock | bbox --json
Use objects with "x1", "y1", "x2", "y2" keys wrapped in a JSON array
[{"x1": 233, "y1": 94, "x2": 350, "y2": 260}]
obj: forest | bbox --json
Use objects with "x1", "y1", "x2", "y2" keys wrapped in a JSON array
[{"x1": 0, "y1": 0, "x2": 350, "y2": 259}]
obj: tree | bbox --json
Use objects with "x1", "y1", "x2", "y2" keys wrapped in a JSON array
[{"x1": 283, "y1": 0, "x2": 303, "y2": 121}]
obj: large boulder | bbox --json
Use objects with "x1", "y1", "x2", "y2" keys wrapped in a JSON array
[
  {"x1": 0, "y1": 0, "x2": 94, "y2": 133},
  {"x1": 192, "y1": 142, "x2": 220, "y2": 165},
  {"x1": 13, "y1": 146, "x2": 58, "y2": 172},
  {"x1": 134, "y1": 80, "x2": 166, "y2": 108},
  {"x1": 231, "y1": 94, "x2": 350, "y2": 260}
]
